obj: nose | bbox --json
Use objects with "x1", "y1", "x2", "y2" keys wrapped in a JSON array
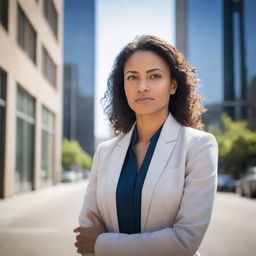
[{"x1": 137, "y1": 79, "x2": 149, "y2": 92}]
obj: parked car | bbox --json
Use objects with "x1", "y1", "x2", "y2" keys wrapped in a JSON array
[
  {"x1": 76, "y1": 170, "x2": 84, "y2": 180},
  {"x1": 61, "y1": 170, "x2": 77, "y2": 183},
  {"x1": 81, "y1": 169, "x2": 91, "y2": 179},
  {"x1": 236, "y1": 166, "x2": 256, "y2": 198},
  {"x1": 61, "y1": 169, "x2": 90, "y2": 183},
  {"x1": 217, "y1": 174, "x2": 236, "y2": 192}
]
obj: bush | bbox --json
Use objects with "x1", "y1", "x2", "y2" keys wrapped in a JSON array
[
  {"x1": 209, "y1": 113, "x2": 256, "y2": 178},
  {"x1": 62, "y1": 139, "x2": 92, "y2": 170}
]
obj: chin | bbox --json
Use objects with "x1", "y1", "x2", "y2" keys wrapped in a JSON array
[{"x1": 132, "y1": 107, "x2": 167, "y2": 117}]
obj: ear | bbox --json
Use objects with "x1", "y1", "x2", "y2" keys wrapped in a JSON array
[{"x1": 170, "y1": 80, "x2": 177, "y2": 94}]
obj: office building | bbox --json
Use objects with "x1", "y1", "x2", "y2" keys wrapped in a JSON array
[
  {"x1": 63, "y1": 0, "x2": 95, "y2": 156},
  {"x1": 176, "y1": 0, "x2": 256, "y2": 129},
  {"x1": 0, "y1": 0, "x2": 63, "y2": 198},
  {"x1": 63, "y1": 63, "x2": 77, "y2": 140}
]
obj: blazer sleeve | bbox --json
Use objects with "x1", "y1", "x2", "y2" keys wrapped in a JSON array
[
  {"x1": 94, "y1": 133, "x2": 218, "y2": 256},
  {"x1": 78, "y1": 144, "x2": 102, "y2": 256}
]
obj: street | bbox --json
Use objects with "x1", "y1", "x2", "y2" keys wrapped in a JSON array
[
  {"x1": 200, "y1": 191, "x2": 256, "y2": 256},
  {"x1": 0, "y1": 181, "x2": 255, "y2": 256}
]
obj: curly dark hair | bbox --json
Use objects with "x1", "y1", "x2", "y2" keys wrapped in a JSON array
[{"x1": 101, "y1": 35, "x2": 206, "y2": 135}]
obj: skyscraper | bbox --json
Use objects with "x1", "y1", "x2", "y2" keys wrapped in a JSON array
[
  {"x1": 175, "y1": 0, "x2": 256, "y2": 129},
  {"x1": 63, "y1": 0, "x2": 95, "y2": 155},
  {"x1": 63, "y1": 64, "x2": 78, "y2": 140}
]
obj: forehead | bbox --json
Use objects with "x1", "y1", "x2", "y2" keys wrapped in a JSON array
[{"x1": 124, "y1": 50, "x2": 169, "y2": 71}]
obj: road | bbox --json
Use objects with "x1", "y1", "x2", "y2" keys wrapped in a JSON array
[
  {"x1": 199, "y1": 191, "x2": 256, "y2": 256},
  {"x1": 0, "y1": 181, "x2": 255, "y2": 256}
]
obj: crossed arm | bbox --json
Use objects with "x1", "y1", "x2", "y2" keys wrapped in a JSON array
[{"x1": 75, "y1": 133, "x2": 218, "y2": 256}]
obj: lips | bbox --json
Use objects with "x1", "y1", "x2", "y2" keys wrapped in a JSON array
[{"x1": 135, "y1": 97, "x2": 155, "y2": 103}]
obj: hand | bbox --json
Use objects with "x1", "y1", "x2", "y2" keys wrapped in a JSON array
[{"x1": 74, "y1": 211, "x2": 106, "y2": 254}]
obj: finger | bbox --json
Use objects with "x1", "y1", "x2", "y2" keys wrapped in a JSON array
[
  {"x1": 76, "y1": 234, "x2": 81, "y2": 241},
  {"x1": 74, "y1": 226, "x2": 90, "y2": 233},
  {"x1": 73, "y1": 227, "x2": 80, "y2": 233}
]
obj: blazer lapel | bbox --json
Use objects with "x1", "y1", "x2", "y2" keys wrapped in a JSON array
[
  {"x1": 141, "y1": 113, "x2": 181, "y2": 232},
  {"x1": 106, "y1": 113, "x2": 181, "y2": 233},
  {"x1": 107, "y1": 123, "x2": 135, "y2": 232}
]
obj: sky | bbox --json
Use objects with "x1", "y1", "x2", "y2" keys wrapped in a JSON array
[{"x1": 95, "y1": 0, "x2": 175, "y2": 139}]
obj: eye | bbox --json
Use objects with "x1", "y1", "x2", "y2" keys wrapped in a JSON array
[
  {"x1": 127, "y1": 75, "x2": 137, "y2": 80},
  {"x1": 150, "y1": 74, "x2": 161, "y2": 79}
]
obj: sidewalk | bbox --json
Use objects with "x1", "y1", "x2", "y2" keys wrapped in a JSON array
[{"x1": 0, "y1": 180, "x2": 88, "y2": 226}]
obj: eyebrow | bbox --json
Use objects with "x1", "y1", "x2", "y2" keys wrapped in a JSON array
[{"x1": 124, "y1": 68, "x2": 164, "y2": 76}]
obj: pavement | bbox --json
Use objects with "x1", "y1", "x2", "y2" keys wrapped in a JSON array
[{"x1": 0, "y1": 180, "x2": 89, "y2": 226}]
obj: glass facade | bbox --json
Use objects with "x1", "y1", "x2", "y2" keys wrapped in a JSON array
[
  {"x1": 0, "y1": 68, "x2": 7, "y2": 198},
  {"x1": 41, "y1": 106, "x2": 55, "y2": 186},
  {"x1": 185, "y1": 0, "x2": 255, "y2": 125},
  {"x1": 245, "y1": 0, "x2": 256, "y2": 128},
  {"x1": 187, "y1": 0, "x2": 223, "y2": 105},
  {"x1": 245, "y1": 0, "x2": 256, "y2": 92},
  {"x1": 15, "y1": 85, "x2": 35, "y2": 194},
  {"x1": 64, "y1": 0, "x2": 95, "y2": 155}
]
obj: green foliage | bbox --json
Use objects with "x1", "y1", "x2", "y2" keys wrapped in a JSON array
[
  {"x1": 209, "y1": 113, "x2": 256, "y2": 178},
  {"x1": 62, "y1": 139, "x2": 92, "y2": 170}
]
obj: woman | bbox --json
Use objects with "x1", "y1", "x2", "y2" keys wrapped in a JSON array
[{"x1": 74, "y1": 35, "x2": 218, "y2": 256}]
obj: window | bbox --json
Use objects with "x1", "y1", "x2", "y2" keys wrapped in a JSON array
[
  {"x1": 0, "y1": 0, "x2": 8, "y2": 30},
  {"x1": 17, "y1": 5, "x2": 37, "y2": 64},
  {"x1": 41, "y1": 106, "x2": 55, "y2": 186},
  {"x1": 43, "y1": 0, "x2": 58, "y2": 39},
  {"x1": 0, "y1": 68, "x2": 7, "y2": 198},
  {"x1": 15, "y1": 85, "x2": 35, "y2": 193},
  {"x1": 42, "y1": 46, "x2": 57, "y2": 87}
]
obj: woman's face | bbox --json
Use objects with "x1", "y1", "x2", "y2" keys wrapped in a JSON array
[{"x1": 123, "y1": 50, "x2": 177, "y2": 117}]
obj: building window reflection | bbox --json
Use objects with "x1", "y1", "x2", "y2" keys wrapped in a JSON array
[
  {"x1": 244, "y1": 0, "x2": 256, "y2": 129},
  {"x1": 15, "y1": 85, "x2": 35, "y2": 194},
  {"x1": 42, "y1": 46, "x2": 57, "y2": 87},
  {"x1": 41, "y1": 106, "x2": 55, "y2": 186},
  {"x1": 0, "y1": 0, "x2": 8, "y2": 30},
  {"x1": 17, "y1": 4, "x2": 37, "y2": 64},
  {"x1": 43, "y1": 0, "x2": 58, "y2": 39},
  {"x1": 245, "y1": 0, "x2": 256, "y2": 88},
  {"x1": 179, "y1": 0, "x2": 255, "y2": 127},
  {"x1": 0, "y1": 68, "x2": 7, "y2": 198}
]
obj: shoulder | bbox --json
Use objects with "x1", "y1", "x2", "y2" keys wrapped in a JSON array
[
  {"x1": 94, "y1": 134, "x2": 124, "y2": 156},
  {"x1": 180, "y1": 126, "x2": 218, "y2": 157},
  {"x1": 182, "y1": 126, "x2": 217, "y2": 144}
]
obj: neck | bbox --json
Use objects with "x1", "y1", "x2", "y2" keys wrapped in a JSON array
[{"x1": 135, "y1": 111, "x2": 168, "y2": 143}]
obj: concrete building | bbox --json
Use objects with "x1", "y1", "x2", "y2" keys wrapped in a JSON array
[
  {"x1": 0, "y1": 0, "x2": 63, "y2": 198},
  {"x1": 175, "y1": 0, "x2": 256, "y2": 129}
]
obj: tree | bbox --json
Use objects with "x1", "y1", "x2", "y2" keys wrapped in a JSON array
[
  {"x1": 62, "y1": 139, "x2": 92, "y2": 170},
  {"x1": 209, "y1": 113, "x2": 256, "y2": 178}
]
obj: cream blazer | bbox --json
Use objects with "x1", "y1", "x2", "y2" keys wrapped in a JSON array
[{"x1": 79, "y1": 113, "x2": 218, "y2": 256}]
